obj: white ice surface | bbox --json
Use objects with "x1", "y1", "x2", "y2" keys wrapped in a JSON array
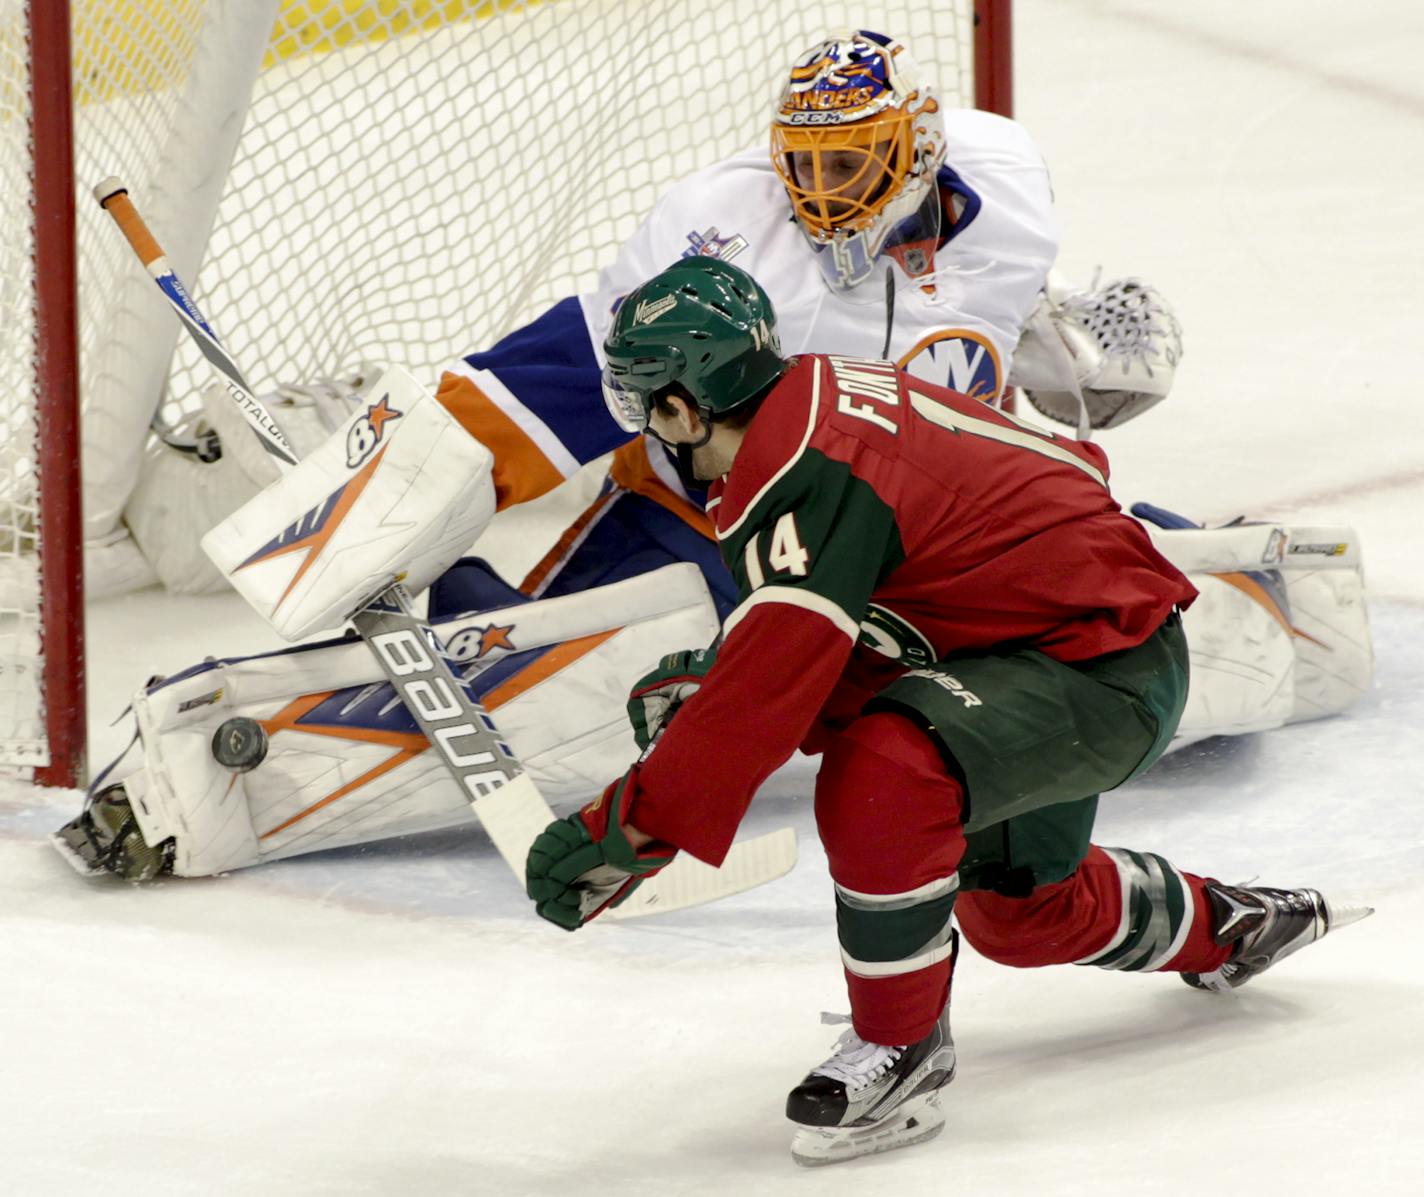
[{"x1": 5, "y1": 2, "x2": 1424, "y2": 1192}]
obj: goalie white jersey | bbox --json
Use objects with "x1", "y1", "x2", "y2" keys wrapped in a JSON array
[
  {"x1": 584, "y1": 108, "x2": 1057, "y2": 401},
  {"x1": 437, "y1": 108, "x2": 1056, "y2": 516}
]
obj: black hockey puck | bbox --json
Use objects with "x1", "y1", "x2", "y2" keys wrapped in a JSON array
[{"x1": 211, "y1": 717, "x2": 269, "y2": 772}]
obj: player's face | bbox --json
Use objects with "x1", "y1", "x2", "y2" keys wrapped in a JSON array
[
  {"x1": 788, "y1": 148, "x2": 880, "y2": 216},
  {"x1": 646, "y1": 393, "x2": 700, "y2": 445},
  {"x1": 774, "y1": 119, "x2": 906, "y2": 236},
  {"x1": 786, "y1": 148, "x2": 871, "y2": 206}
]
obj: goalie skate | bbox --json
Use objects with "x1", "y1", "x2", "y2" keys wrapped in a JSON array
[
  {"x1": 52, "y1": 785, "x2": 173, "y2": 882},
  {"x1": 1182, "y1": 883, "x2": 1374, "y2": 993}
]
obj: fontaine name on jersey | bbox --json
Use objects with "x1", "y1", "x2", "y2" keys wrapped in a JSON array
[{"x1": 627, "y1": 354, "x2": 1199, "y2": 865}]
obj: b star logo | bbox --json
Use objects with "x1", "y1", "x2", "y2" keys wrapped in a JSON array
[{"x1": 346, "y1": 393, "x2": 405, "y2": 468}]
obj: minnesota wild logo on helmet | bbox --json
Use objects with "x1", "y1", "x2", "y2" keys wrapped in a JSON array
[{"x1": 602, "y1": 257, "x2": 788, "y2": 434}]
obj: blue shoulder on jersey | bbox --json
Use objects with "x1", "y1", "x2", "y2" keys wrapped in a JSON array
[
  {"x1": 460, "y1": 296, "x2": 632, "y2": 468},
  {"x1": 937, "y1": 163, "x2": 983, "y2": 245}
]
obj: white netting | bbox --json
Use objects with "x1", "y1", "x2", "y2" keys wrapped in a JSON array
[
  {"x1": 1, "y1": 0, "x2": 979, "y2": 771},
  {"x1": 163, "y1": 0, "x2": 975, "y2": 422}
]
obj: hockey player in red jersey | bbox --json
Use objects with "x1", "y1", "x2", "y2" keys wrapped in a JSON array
[{"x1": 525, "y1": 257, "x2": 1371, "y2": 1166}]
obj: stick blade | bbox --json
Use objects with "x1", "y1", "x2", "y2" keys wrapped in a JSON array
[
  {"x1": 605, "y1": 827, "x2": 798, "y2": 919},
  {"x1": 469, "y1": 773, "x2": 559, "y2": 879},
  {"x1": 1328, "y1": 901, "x2": 1375, "y2": 931}
]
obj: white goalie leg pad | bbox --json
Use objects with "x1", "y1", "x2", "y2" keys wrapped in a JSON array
[
  {"x1": 1171, "y1": 573, "x2": 1296, "y2": 750},
  {"x1": 117, "y1": 563, "x2": 720, "y2": 877},
  {"x1": 1145, "y1": 522, "x2": 1362, "y2": 575},
  {"x1": 1282, "y1": 567, "x2": 1374, "y2": 723},
  {"x1": 203, "y1": 366, "x2": 495, "y2": 641},
  {"x1": 124, "y1": 437, "x2": 259, "y2": 596}
]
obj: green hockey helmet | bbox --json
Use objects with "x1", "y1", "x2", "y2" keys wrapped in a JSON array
[{"x1": 601, "y1": 257, "x2": 787, "y2": 434}]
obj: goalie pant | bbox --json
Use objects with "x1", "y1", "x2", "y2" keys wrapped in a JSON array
[{"x1": 109, "y1": 561, "x2": 718, "y2": 877}]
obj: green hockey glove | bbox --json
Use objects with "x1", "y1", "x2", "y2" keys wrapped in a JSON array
[
  {"x1": 626, "y1": 647, "x2": 717, "y2": 750},
  {"x1": 525, "y1": 765, "x2": 675, "y2": 931}
]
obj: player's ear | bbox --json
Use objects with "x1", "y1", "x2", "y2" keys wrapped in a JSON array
[
  {"x1": 677, "y1": 396, "x2": 706, "y2": 438},
  {"x1": 654, "y1": 388, "x2": 702, "y2": 438}
]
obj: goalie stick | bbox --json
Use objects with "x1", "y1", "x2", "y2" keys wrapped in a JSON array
[{"x1": 92, "y1": 177, "x2": 796, "y2": 916}]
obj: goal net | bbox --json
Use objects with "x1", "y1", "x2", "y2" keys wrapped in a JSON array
[{"x1": 2, "y1": 0, "x2": 1000, "y2": 781}]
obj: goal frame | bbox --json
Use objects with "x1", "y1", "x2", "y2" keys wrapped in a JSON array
[{"x1": 15, "y1": 0, "x2": 1013, "y2": 789}]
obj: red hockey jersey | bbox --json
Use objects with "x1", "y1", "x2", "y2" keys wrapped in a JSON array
[{"x1": 633, "y1": 354, "x2": 1197, "y2": 864}]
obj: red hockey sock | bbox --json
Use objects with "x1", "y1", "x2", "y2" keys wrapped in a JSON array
[{"x1": 815, "y1": 712, "x2": 965, "y2": 1043}]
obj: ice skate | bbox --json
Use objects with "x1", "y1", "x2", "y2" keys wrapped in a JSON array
[
  {"x1": 51, "y1": 785, "x2": 173, "y2": 882},
  {"x1": 1182, "y1": 882, "x2": 1373, "y2": 993},
  {"x1": 786, "y1": 934, "x2": 957, "y2": 1166}
]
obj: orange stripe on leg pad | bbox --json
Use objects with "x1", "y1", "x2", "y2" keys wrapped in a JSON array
[
  {"x1": 253, "y1": 629, "x2": 620, "y2": 840},
  {"x1": 257, "y1": 691, "x2": 430, "y2": 841},
  {"x1": 1211, "y1": 571, "x2": 1325, "y2": 646},
  {"x1": 483, "y1": 628, "x2": 621, "y2": 710}
]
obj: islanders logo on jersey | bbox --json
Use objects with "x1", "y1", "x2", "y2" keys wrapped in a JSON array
[{"x1": 898, "y1": 329, "x2": 1004, "y2": 404}]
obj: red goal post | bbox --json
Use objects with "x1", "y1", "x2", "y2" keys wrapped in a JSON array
[
  {"x1": 2, "y1": 0, "x2": 1012, "y2": 788},
  {"x1": 4, "y1": 0, "x2": 85, "y2": 788}
]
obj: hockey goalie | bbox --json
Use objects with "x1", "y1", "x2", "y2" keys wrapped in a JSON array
[{"x1": 55, "y1": 29, "x2": 1372, "y2": 883}]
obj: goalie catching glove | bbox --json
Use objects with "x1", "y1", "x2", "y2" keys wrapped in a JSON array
[
  {"x1": 525, "y1": 765, "x2": 675, "y2": 930},
  {"x1": 626, "y1": 647, "x2": 717, "y2": 750},
  {"x1": 1009, "y1": 270, "x2": 1182, "y2": 436}
]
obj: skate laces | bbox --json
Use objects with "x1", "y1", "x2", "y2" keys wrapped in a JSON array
[
  {"x1": 1062, "y1": 271, "x2": 1180, "y2": 372},
  {"x1": 811, "y1": 1013, "x2": 904, "y2": 1091}
]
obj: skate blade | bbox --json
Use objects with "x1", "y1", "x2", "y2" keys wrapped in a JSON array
[
  {"x1": 790, "y1": 1093, "x2": 945, "y2": 1167},
  {"x1": 50, "y1": 827, "x2": 106, "y2": 877},
  {"x1": 1327, "y1": 901, "x2": 1374, "y2": 931}
]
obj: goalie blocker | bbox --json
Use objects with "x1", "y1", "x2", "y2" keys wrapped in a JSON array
[{"x1": 202, "y1": 365, "x2": 497, "y2": 643}]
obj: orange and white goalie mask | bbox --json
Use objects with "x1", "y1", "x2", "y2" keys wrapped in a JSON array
[{"x1": 771, "y1": 30, "x2": 948, "y2": 290}]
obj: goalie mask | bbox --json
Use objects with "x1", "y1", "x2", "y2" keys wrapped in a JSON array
[
  {"x1": 602, "y1": 257, "x2": 787, "y2": 438},
  {"x1": 770, "y1": 29, "x2": 947, "y2": 290}
]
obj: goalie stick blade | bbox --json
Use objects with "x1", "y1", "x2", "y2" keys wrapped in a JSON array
[
  {"x1": 1145, "y1": 523, "x2": 1361, "y2": 575},
  {"x1": 604, "y1": 827, "x2": 798, "y2": 919},
  {"x1": 469, "y1": 773, "x2": 559, "y2": 878}
]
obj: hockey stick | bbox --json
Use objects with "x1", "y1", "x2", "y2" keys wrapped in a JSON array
[{"x1": 93, "y1": 177, "x2": 796, "y2": 913}]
